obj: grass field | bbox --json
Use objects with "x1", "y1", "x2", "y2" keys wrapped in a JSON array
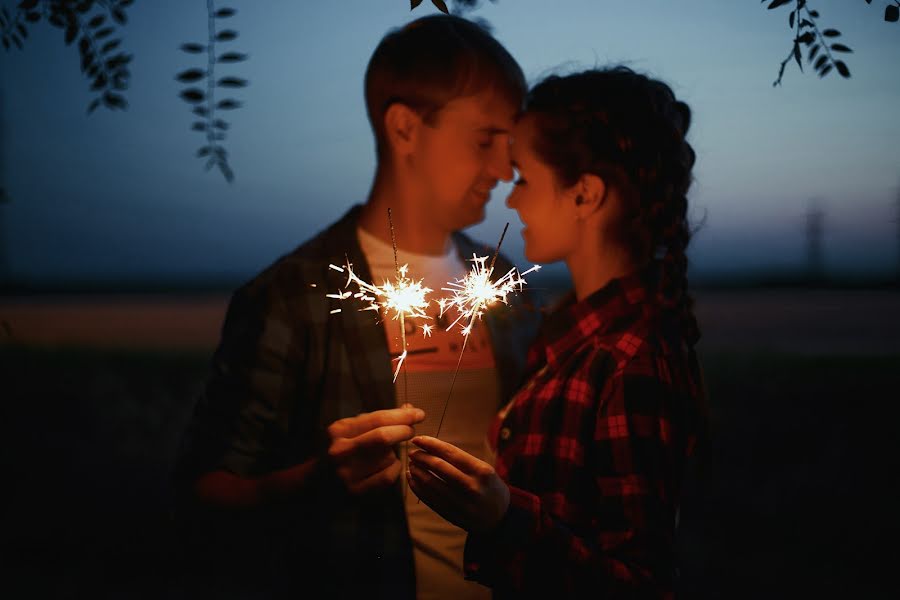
[{"x1": 1, "y1": 345, "x2": 897, "y2": 598}]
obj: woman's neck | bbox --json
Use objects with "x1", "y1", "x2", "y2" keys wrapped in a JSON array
[{"x1": 566, "y1": 241, "x2": 638, "y2": 302}]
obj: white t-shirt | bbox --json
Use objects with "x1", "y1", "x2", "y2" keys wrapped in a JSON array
[{"x1": 357, "y1": 226, "x2": 498, "y2": 600}]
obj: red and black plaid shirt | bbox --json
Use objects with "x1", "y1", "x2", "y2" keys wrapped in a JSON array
[{"x1": 465, "y1": 264, "x2": 704, "y2": 598}]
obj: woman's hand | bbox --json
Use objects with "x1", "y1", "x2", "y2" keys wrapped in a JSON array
[{"x1": 406, "y1": 435, "x2": 510, "y2": 533}]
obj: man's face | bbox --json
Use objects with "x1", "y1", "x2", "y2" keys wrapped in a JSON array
[{"x1": 411, "y1": 91, "x2": 516, "y2": 232}]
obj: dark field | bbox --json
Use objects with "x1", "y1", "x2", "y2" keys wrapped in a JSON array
[{"x1": 1, "y1": 290, "x2": 899, "y2": 598}]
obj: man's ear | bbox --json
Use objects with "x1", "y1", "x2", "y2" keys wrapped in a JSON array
[
  {"x1": 383, "y1": 103, "x2": 421, "y2": 158},
  {"x1": 571, "y1": 173, "x2": 606, "y2": 219}
]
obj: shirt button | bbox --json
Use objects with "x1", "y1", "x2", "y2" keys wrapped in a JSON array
[{"x1": 499, "y1": 427, "x2": 512, "y2": 441}]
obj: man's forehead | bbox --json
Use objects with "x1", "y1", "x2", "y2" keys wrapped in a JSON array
[{"x1": 439, "y1": 92, "x2": 517, "y2": 130}]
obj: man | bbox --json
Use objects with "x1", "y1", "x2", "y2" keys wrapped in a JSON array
[{"x1": 174, "y1": 14, "x2": 541, "y2": 599}]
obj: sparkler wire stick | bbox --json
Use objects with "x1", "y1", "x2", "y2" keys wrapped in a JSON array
[
  {"x1": 435, "y1": 222, "x2": 510, "y2": 439},
  {"x1": 388, "y1": 208, "x2": 411, "y2": 501}
]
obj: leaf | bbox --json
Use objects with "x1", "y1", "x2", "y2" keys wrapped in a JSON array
[
  {"x1": 792, "y1": 43, "x2": 802, "y2": 70},
  {"x1": 101, "y1": 39, "x2": 120, "y2": 54},
  {"x1": 431, "y1": 0, "x2": 449, "y2": 13},
  {"x1": 95, "y1": 27, "x2": 113, "y2": 39},
  {"x1": 176, "y1": 68, "x2": 206, "y2": 83},
  {"x1": 79, "y1": 36, "x2": 90, "y2": 55},
  {"x1": 215, "y1": 7, "x2": 236, "y2": 18},
  {"x1": 217, "y1": 160, "x2": 234, "y2": 183},
  {"x1": 819, "y1": 64, "x2": 833, "y2": 78},
  {"x1": 834, "y1": 60, "x2": 850, "y2": 78},
  {"x1": 11, "y1": 34, "x2": 22, "y2": 50},
  {"x1": 830, "y1": 43, "x2": 852, "y2": 53},
  {"x1": 191, "y1": 121, "x2": 207, "y2": 131},
  {"x1": 90, "y1": 73, "x2": 107, "y2": 90},
  {"x1": 103, "y1": 91, "x2": 127, "y2": 110},
  {"x1": 809, "y1": 10, "x2": 819, "y2": 18},
  {"x1": 800, "y1": 19, "x2": 814, "y2": 27},
  {"x1": 814, "y1": 55, "x2": 828, "y2": 70},
  {"x1": 213, "y1": 119, "x2": 229, "y2": 130},
  {"x1": 217, "y1": 52, "x2": 247, "y2": 63},
  {"x1": 887, "y1": 5, "x2": 899, "y2": 22},
  {"x1": 822, "y1": 29, "x2": 840, "y2": 37},
  {"x1": 25, "y1": 11, "x2": 41, "y2": 23},
  {"x1": 216, "y1": 99, "x2": 242, "y2": 110},
  {"x1": 193, "y1": 106, "x2": 209, "y2": 116},
  {"x1": 18, "y1": 0, "x2": 39, "y2": 9},
  {"x1": 217, "y1": 76, "x2": 247, "y2": 88},
  {"x1": 180, "y1": 43, "x2": 205, "y2": 54},
  {"x1": 797, "y1": 31, "x2": 814, "y2": 45},
  {"x1": 767, "y1": 0, "x2": 791, "y2": 9},
  {"x1": 65, "y1": 26, "x2": 78, "y2": 45},
  {"x1": 111, "y1": 8, "x2": 126, "y2": 25},
  {"x1": 196, "y1": 146, "x2": 212, "y2": 157},
  {"x1": 410, "y1": 0, "x2": 424, "y2": 8},
  {"x1": 87, "y1": 98, "x2": 101, "y2": 114},
  {"x1": 215, "y1": 29, "x2": 238, "y2": 42},
  {"x1": 789, "y1": 11, "x2": 794, "y2": 28},
  {"x1": 48, "y1": 15, "x2": 65, "y2": 27},
  {"x1": 808, "y1": 44, "x2": 819, "y2": 61},
  {"x1": 88, "y1": 14, "x2": 105, "y2": 28},
  {"x1": 180, "y1": 88, "x2": 205, "y2": 103},
  {"x1": 16, "y1": 23, "x2": 27, "y2": 38}
]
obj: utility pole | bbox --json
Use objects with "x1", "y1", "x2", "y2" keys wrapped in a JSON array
[{"x1": 806, "y1": 200, "x2": 825, "y2": 284}]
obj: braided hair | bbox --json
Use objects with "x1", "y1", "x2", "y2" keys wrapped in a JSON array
[{"x1": 525, "y1": 67, "x2": 700, "y2": 346}]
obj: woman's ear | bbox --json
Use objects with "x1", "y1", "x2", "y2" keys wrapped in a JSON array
[
  {"x1": 383, "y1": 103, "x2": 422, "y2": 159},
  {"x1": 572, "y1": 173, "x2": 606, "y2": 219}
]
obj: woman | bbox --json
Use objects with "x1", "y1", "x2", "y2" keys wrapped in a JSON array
[{"x1": 407, "y1": 67, "x2": 708, "y2": 598}]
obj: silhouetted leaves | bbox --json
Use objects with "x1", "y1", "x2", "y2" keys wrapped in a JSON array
[
  {"x1": 217, "y1": 76, "x2": 247, "y2": 88},
  {"x1": 101, "y1": 39, "x2": 121, "y2": 54},
  {"x1": 88, "y1": 14, "x2": 105, "y2": 28},
  {"x1": 216, "y1": 99, "x2": 242, "y2": 110},
  {"x1": 767, "y1": 0, "x2": 792, "y2": 9},
  {"x1": 822, "y1": 28, "x2": 840, "y2": 37},
  {"x1": 410, "y1": 0, "x2": 424, "y2": 9},
  {"x1": 180, "y1": 43, "x2": 205, "y2": 54},
  {"x1": 95, "y1": 27, "x2": 113, "y2": 39},
  {"x1": 886, "y1": 5, "x2": 899, "y2": 22},
  {"x1": 176, "y1": 68, "x2": 206, "y2": 83},
  {"x1": 178, "y1": 1, "x2": 247, "y2": 183},
  {"x1": 834, "y1": 60, "x2": 850, "y2": 78},
  {"x1": 819, "y1": 64, "x2": 832, "y2": 77},
  {"x1": 18, "y1": 0, "x2": 39, "y2": 10},
  {"x1": 797, "y1": 31, "x2": 814, "y2": 45},
  {"x1": 808, "y1": 44, "x2": 819, "y2": 60},
  {"x1": 814, "y1": 55, "x2": 827, "y2": 70},
  {"x1": 830, "y1": 43, "x2": 852, "y2": 53},
  {"x1": 102, "y1": 91, "x2": 127, "y2": 110},
  {"x1": 180, "y1": 88, "x2": 205, "y2": 103},
  {"x1": 217, "y1": 52, "x2": 247, "y2": 63}
]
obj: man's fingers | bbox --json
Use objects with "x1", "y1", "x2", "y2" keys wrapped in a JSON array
[
  {"x1": 329, "y1": 424, "x2": 416, "y2": 462},
  {"x1": 348, "y1": 458, "x2": 402, "y2": 495},
  {"x1": 328, "y1": 407, "x2": 425, "y2": 439},
  {"x1": 410, "y1": 435, "x2": 485, "y2": 476}
]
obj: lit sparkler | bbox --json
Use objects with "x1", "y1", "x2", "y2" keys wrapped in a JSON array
[
  {"x1": 326, "y1": 209, "x2": 433, "y2": 383},
  {"x1": 434, "y1": 223, "x2": 541, "y2": 438}
]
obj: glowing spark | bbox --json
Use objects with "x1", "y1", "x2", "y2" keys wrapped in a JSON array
[
  {"x1": 435, "y1": 223, "x2": 541, "y2": 439},
  {"x1": 421, "y1": 323, "x2": 433, "y2": 338}
]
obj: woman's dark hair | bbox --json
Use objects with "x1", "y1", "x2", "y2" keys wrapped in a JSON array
[{"x1": 525, "y1": 66, "x2": 700, "y2": 346}]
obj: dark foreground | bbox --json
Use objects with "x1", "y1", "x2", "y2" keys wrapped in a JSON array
[{"x1": 1, "y1": 347, "x2": 898, "y2": 598}]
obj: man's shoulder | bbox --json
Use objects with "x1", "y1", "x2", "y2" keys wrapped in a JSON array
[{"x1": 235, "y1": 205, "x2": 362, "y2": 301}]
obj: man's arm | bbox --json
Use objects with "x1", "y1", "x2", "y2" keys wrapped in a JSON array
[{"x1": 189, "y1": 406, "x2": 426, "y2": 510}]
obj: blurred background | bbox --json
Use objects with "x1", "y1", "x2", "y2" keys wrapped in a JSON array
[{"x1": 1, "y1": 0, "x2": 899, "y2": 597}]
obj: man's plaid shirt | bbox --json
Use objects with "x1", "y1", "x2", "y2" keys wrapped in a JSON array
[
  {"x1": 464, "y1": 265, "x2": 704, "y2": 599},
  {"x1": 175, "y1": 205, "x2": 541, "y2": 598}
]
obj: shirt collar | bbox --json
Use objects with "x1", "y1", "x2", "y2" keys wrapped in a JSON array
[{"x1": 537, "y1": 263, "x2": 659, "y2": 368}]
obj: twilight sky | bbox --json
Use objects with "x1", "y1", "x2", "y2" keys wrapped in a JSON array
[{"x1": 1, "y1": 0, "x2": 898, "y2": 286}]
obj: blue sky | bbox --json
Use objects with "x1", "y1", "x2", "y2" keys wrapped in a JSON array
[{"x1": 1, "y1": 0, "x2": 898, "y2": 284}]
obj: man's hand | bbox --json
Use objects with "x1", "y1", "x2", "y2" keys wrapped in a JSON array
[
  {"x1": 326, "y1": 406, "x2": 425, "y2": 494},
  {"x1": 406, "y1": 435, "x2": 510, "y2": 533}
]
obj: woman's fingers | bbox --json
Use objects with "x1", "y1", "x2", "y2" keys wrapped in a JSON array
[
  {"x1": 410, "y1": 435, "x2": 485, "y2": 476},
  {"x1": 408, "y1": 448, "x2": 470, "y2": 490}
]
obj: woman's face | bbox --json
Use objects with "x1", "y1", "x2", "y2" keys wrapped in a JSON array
[{"x1": 506, "y1": 115, "x2": 580, "y2": 264}]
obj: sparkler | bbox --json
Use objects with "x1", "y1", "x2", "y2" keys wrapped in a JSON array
[
  {"x1": 434, "y1": 223, "x2": 541, "y2": 438},
  {"x1": 326, "y1": 209, "x2": 432, "y2": 383}
]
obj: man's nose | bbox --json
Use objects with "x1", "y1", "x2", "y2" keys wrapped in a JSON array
[{"x1": 487, "y1": 139, "x2": 514, "y2": 182}]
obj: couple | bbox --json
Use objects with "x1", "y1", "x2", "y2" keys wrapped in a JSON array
[{"x1": 175, "y1": 13, "x2": 707, "y2": 600}]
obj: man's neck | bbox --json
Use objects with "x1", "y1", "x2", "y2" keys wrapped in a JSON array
[{"x1": 361, "y1": 184, "x2": 453, "y2": 257}]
